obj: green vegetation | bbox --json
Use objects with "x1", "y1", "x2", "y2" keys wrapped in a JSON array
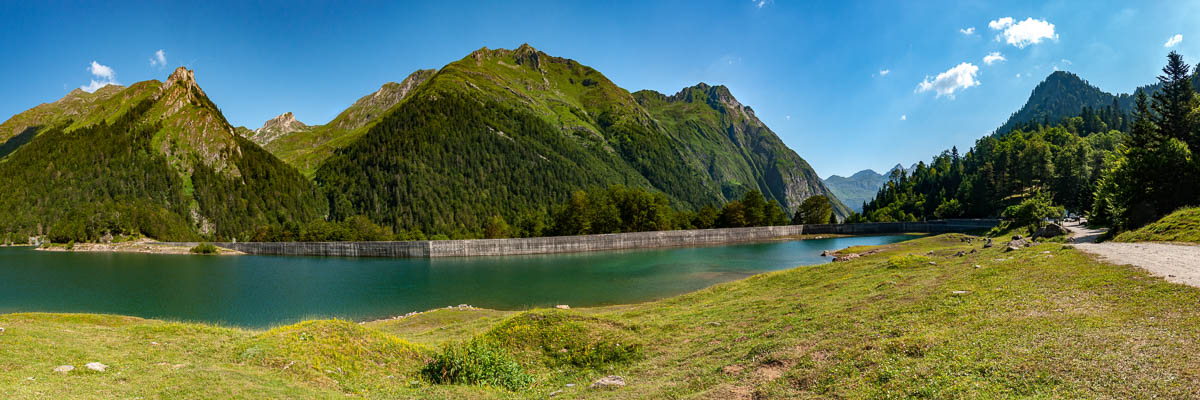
[
  {"x1": 1114, "y1": 207, "x2": 1200, "y2": 243},
  {"x1": 1093, "y1": 52, "x2": 1200, "y2": 232},
  {"x1": 421, "y1": 340, "x2": 533, "y2": 390},
  {"x1": 237, "y1": 320, "x2": 425, "y2": 395},
  {"x1": 7, "y1": 234, "x2": 1200, "y2": 398},
  {"x1": 792, "y1": 195, "x2": 835, "y2": 224},
  {"x1": 261, "y1": 70, "x2": 438, "y2": 176},
  {"x1": 992, "y1": 190, "x2": 1065, "y2": 235},
  {"x1": 857, "y1": 51, "x2": 1200, "y2": 239},
  {"x1": 0, "y1": 68, "x2": 326, "y2": 243},
  {"x1": 313, "y1": 45, "x2": 845, "y2": 238},
  {"x1": 853, "y1": 123, "x2": 1118, "y2": 223},
  {"x1": 189, "y1": 243, "x2": 218, "y2": 254}
]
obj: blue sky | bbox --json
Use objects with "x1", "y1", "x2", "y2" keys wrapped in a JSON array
[{"x1": 1, "y1": 1, "x2": 1197, "y2": 178}]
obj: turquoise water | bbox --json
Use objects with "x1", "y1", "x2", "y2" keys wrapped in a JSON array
[{"x1": 0, "y1": 235, "x2": 916, "y2": 327}]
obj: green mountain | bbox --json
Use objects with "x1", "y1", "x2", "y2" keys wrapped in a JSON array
[
  {"x1": 996, "y1": 71, "x2": 1133, "y2": 134},
  {"x1": 997, "y1": 70, "x2": 1200, "y2": 135},
  {"x1": 823, "y1": 166, "x2": 903, "y2": 213},
  {"x1": 249, "y1": 69, "x2": 437, "y2": 175},
  {"x1": 0, "y1": 85, "x2": 127, "y2": 158},
  {"x1": 314, "y1": 45, "x2": 847, "y2": 234},
  {"x1": 0, "y1": 67, "x2": 325, "y2": 241},
  {"x1": 633, "y1": 83, "x2": 851, "y2": 217}
]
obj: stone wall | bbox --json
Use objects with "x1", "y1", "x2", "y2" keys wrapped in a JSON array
[{"x1": 157, "y1": 219, "x2": 997, "y2": 258}]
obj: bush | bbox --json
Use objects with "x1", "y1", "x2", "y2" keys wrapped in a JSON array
[
  {"x1": 421, "y1": 340, "x2": 532, "y2": 390},
  {"x1": 1000, "y1": 190, "x2": 1064, "y2": 233},
  {"x1": 65, "y1": 240, "x2": 75, "y2": 250},
  {"x1": 190, "y1": 242, "x2": 218, "y2": 254}
]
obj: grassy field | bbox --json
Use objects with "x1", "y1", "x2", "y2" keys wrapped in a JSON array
[
  {"x1": 1115, "y1": 207, "x2": 1200, "y2": 244},
  {"x1": 3, "y1": 234, "x2": 1200, "y2": 398}
]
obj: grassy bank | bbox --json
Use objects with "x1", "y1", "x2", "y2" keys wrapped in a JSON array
[
  {"x1": 1115, "y1": 207, "x2": 1200, "y2": 244},
  {"x1": 3, "y1": 234, "x2": 1200, "y2": 398}
]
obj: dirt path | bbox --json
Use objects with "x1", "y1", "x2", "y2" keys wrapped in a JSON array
[{"x1": 1066, "y1": 221, "x2": 1200, "y2": 287}]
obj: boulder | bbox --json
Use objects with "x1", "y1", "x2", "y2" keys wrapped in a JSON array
[
  {"x1": 1033, "y1": 223, "x2": 1068, "y2": 239},
  {"x1": 53, "y1": 365, "x2": 74, "y2": 374},
  {"x1": 833, "y1": 253, "x2": 859, "y2": 262},
  {"x1": 589, "y1": 375, "x2": 626, "y2": 390},
  {"x1": 982, "y1": 238, "x2": 994, "y2": 248},
  {"x1": 1005, "y1": 238, "x2": 1029, "y2": 251},
  {"x1": 85, "y1": 362, "x2": 107, "y2": 372},
  {"x1": 555, "y1": 304, "x2": 570, "y2": 310}
]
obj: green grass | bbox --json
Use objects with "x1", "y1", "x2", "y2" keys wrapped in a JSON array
[
  {"x1": 1115, "y1": 206, "x2": 1200, "y2": 244},
  {"x1": 5, "y1": 234, "x2": 1200, "y2": 398}
]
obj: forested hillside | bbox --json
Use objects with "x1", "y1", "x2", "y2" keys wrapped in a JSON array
[
  {"x1": 314, "y1": 45, "x2": 845, "y2": 236},
  {"x1": 1, "y1": 47, "x2": 850, "y2": 242},
  {"x1": 856, "y1": 52, "x2": 1200, "y2": 237},
  {"x1": 255, "y1": 69, "x2": 437, "y2": 175},
  {"x1": 0, "y1": 68, "x2": 325, "y2": 242}
]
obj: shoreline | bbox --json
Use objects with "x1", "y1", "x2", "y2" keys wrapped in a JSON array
[{"x1": 34, "y1": 239, "x2": 242, "y2": 255}]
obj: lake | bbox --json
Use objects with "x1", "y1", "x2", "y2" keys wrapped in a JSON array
[{"x1": 0, "y1": 235, "x2": 916, "y2": 328}]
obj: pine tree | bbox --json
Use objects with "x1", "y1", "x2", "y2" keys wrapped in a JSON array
[{"x1": 1152, "y1": 52, "x2": 1194, "y2": 146}]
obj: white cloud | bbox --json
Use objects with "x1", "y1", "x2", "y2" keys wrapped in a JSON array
[
  {"x1": 150, "y1": 49, "x2": 167, "y2": 67},
  {"x1": 81, "y1": 61, "x2": 118, "y2": 92},
  {"x1": 1016, "y1": 73, "x2": 1022, "y2": 78},
  {"x1": 785, "y1": 115, "x2": 791, "y2": 120},
  {"x1": 752, "y1": 0, "x2": 771, "y2": 8},
  {"x1": 988, "y1": 17, "x2": 1013, "y2": 30},
  {"x1": 990, "y1": 17, "x2": 1057, "y2": 48},
  {"x1": 900, "y1": 114, "x2": 907, "y2": 121},
  {"x1": 915, "y1": 62, "x2": 980, "y2": 98},
  {"x1": 983, "y1": 51, "x2": 1006, "y2": 65},
  {"x1": 88, "y1": 61, "x2": 115, "y2": 80},
  {"x1": 959, "y1": 27, "x2": 975, "y2": 35},
  {"x1": 879, "y1": 69, "x2": 890, "y2": 76},
  {"x1": 1165, "y1": 34, "x2": 1183, "y2": 48}
]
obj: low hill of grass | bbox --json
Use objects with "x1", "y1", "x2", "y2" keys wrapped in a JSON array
[
  {"x1": 1114, "y1": 207, "x2": 1200, "y2": 244},
  {"x1": 4, "y1": 234, "x2": 1200, "y2": 398}
]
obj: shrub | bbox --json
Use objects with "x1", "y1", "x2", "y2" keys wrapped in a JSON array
[
  {"x1": 190, "y1": 242, "x2": 218, "y2": 254},
  {"x1": 65, "y1": 240, "x2": 75, "y2": 250},
  {"x1": 1000, "y1": 190, "x2": 1064, "y2": 233},
  {"x1": 421, "y1": 340, "x2": 532, "y2": 390}
]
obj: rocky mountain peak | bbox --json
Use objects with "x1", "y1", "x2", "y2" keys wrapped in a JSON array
[
  {"x1": 165, "y1": 67, "x2": 198, "y2": 90},
  {"x1": 249, "y1": 111, "x2": 309, "y2": 145},
  {"x1": 669, "y1": 83, "x2": 755, "y2": 122}
]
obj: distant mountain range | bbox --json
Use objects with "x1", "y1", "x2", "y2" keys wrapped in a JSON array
[
  {"x1": 823, "y1": 164, "x2": 908, "y2": 213},
  {"x1": 0, "y1": 44, "x2": 848, "y2": 240}
]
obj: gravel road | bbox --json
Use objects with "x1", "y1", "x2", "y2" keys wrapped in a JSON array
[{"x1": 1067, "y1": 221, "x2": 1200, "y2": 287}]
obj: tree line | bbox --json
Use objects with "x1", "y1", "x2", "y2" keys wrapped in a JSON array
[{"x1": 855, "y1": 51, "x2": 1200, "y2": 235}]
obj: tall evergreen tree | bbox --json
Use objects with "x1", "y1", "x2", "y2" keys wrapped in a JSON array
[{"x1": 1152, "y1": 52, "x2": 1194, "y2": 146}]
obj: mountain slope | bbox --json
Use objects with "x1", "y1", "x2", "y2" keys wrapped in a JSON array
[
  {"x1": 0, "y1": 67, "x2": 325, "y2": 241},
  {"x1": 256, "y1": 69, "x2": 436, "y2": 175},
  {"x1": 314, "y1": 45, "x2": 845, "y2": 234},
  {"x1": 633, "y1": 84, "x2": 850, "y2": 217},
  {"x1": 0, "y1": 85, "x2": 126, "y2": 159},
  {"x1": 996, "y1": 70, "x2": 1200, "y2": 135}
]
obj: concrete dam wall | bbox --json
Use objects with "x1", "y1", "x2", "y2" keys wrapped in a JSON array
[{"x1": 168, "y1": 219, "x2": 998, "y2": 258}]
